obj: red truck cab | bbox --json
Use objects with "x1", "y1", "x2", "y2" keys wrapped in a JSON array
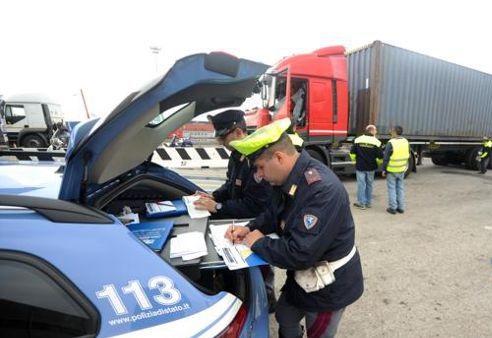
[{"x1": 246, "y1": 46, "x2": 349, "y2": 148}]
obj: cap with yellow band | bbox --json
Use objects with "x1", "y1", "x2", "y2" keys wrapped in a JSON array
[{"x1": 230, "y1": 117, "x2": 302, "y2": 159}]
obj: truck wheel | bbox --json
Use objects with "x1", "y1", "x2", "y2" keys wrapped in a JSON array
[
  {"x1": 431, "y1": 154, "x2": 448, "y2": 166},
  {"x1": 307, "y1": 149, "x2": 326, "y2": 165},
  {"x1": 404, "y1": 152, "x2": 416, "y2": 178},
  {"x1": 21, "y1": 134, "x2": 46, "y2": 148}
]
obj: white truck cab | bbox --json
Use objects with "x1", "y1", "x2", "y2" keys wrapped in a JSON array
[{"x1": 2, "y1": 93, "x2": 64, "y2": 147}]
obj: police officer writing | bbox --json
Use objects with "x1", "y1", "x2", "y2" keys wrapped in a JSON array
[
  {"x1": 194, "y1": 109, "x2": 272, "y2": 218},
  {"x1": 226, "y1": 118, "x2": 364, "y2": 338}
]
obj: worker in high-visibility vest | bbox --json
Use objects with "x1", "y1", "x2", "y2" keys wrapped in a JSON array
[
  {"x1": 478, "y1": 136, "x2": 492, "y2": 174},
  {"x1": 350, "y1": 124, "x2": 383, "y2": 210},
  {"x1": 382, "y1": 125, "x2": 410, "y2": 215}
]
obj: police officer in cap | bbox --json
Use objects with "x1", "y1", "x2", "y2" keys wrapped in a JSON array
[
  {"x1": 194, "y1": 109, "x2": 277, "y2": 311},
  {"x1": 194, "y1": 109, "x2": 272, "y2": 218},
  {"x1": 226, "y1": 118, "x2": 364, "y2": 338}
]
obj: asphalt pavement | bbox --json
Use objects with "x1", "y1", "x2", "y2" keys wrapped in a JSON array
[{"x1": 179, "y1": 159, "x2": 492, "y2": 337}]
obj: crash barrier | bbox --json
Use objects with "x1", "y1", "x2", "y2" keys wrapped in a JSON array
[
  {"x1": 153, "y1": 147, "x2": 230, "y2": 168},
  {"x1": 0, "y1": 146, "x2": 231, "y2": 168}
]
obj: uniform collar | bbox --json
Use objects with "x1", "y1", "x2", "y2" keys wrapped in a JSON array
[
  {"x1": 280, "y1": 150, "x2": 311, "y2": 197},
  {"x1": 230, "y1": 150, "x2": 246, "y2": 162}
]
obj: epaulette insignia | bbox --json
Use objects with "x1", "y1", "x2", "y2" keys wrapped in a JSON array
[
  {"x1": 288, "y1": 184, "x2": 297, "y2": 196},
  {"x1": 305, "y1": 168, "x2": 321, "y2": 185},
  {"x1": 240, "y1": 155, "x2": 245, "y2": 162}
]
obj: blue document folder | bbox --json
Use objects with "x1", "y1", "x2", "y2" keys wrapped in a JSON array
[
  {"x1": 145, "y1": 199, "x2": 188, "y2": 218},
  {"x1": 128, "y1": 220, "x2": 174, "y2": 252}
]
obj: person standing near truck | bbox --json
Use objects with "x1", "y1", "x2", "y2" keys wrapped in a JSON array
[
  {"x1": 382, "y1": 125, "x2": 410, "y2": 214},
  {"x1": 226, "y1": 118, "x2": 364, "y2": 338},
  {"x1": 478, "y1": 136, "x2": 492, "y2": 174},
  {"x1": 350, "y1": 124, "x2": 383, "y2": 210}
]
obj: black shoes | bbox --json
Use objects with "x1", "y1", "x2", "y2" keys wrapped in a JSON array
[
  {"x1": 387, "y1": 208, "x2": 404, "y2": 214},
  {"x1": 353, "y1": 203, "x2": 366, "y2": 210},
  {"x1": 386, "y1": 208, "x2": 397, "y2": 214}
]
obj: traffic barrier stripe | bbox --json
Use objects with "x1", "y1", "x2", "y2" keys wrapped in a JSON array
[
  {"x1": 0, "y1": 147, "x2": 230, "y2": 169},
  {"x1": 153, "y1": 147, "x2": 230, "y2": 168}
]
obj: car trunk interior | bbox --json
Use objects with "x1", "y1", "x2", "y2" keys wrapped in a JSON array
[{"x1": 93, "y1": 175, "x2": 250, "y2": 305}]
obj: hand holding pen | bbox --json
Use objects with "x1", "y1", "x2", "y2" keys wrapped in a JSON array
[{"x1": 225, "y1": 222, "x2": 250, "y2": 244}]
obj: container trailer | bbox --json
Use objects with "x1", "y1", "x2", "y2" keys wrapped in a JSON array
[{"x1": 246, "y1": 40, "x2": 492, "y2": 174}]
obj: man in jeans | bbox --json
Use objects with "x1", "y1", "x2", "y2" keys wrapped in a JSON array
[
  {"x1": 350, "y1": 124, "x2": 383, "y2": 210},
  {"x1": 382, "y1": 126, "x2": 410, "y2": 214}
]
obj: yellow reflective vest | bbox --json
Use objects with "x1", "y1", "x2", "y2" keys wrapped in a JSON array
[
  {"x1": 480, "y1": 140, "x2": 492, "y2": 158},
  {"x1": 386, "y1": 137, "x2": 410, "y2": 173},
  {"x1": 350, "y1": 134, "x2": 382, "y2": 163}
]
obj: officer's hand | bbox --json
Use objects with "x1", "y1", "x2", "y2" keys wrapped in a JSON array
[
  {"x1": 194, "y1": 196, "x2": 217, "y2": 212},
  {"x1": 244, "y1": 230, "x2": 265, "y2": 248},
  {"x1": 194, "y1": 190, "x2": 214, "y2": 200},
  {"x1": 225, "y1": 225, "x2": 250, "y2": 244}
]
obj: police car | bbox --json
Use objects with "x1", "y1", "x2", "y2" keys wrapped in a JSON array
[{"x1": 0, "y1": 52, "x2": 269, "y2": 337}]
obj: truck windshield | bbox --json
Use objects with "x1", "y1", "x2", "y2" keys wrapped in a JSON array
[{"x1": 48, "y1": 104, "x2": 63, "y2": 122}]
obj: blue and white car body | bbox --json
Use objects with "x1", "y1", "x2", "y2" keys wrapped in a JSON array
[{"x1": 0, "y1": 52, "x2": 269, "y2": 337}]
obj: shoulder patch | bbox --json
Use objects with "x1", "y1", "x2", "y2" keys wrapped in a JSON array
[
  {"x1": 303, "y1": 214, "x2": 319, "y2": 230},
  {"x1": 304, "y1": 168, "x2": 321, "y2": 185}
]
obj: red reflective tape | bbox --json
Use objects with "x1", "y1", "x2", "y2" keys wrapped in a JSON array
[{"x1": 307, "y1": 311, "x2": 332, "y2": 338}]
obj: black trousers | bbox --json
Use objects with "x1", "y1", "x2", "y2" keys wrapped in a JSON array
[{"x1": 480, "y1": 157, "x2": 490, "y2": 173}]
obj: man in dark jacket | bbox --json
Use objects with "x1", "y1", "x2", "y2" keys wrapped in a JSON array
[
  {"x1": 350, "y1": 124, "x2": 383, "y2": 209},
  {"x1": 194, "y1": 109, "x2": 277, "y2": 312},
  {"x1": 227, "y1": 118, "x2": 364, "y2": 338},
  {"x1": 194, "y1": 109, "x2": 272, "y2": 218}
]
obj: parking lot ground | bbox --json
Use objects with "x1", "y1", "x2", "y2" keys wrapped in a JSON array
[{"x1": 269, "y1": 159, "x2": 492, "y2": 337}]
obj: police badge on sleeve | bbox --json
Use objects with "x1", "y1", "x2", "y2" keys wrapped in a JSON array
[{"x1": 304, "y1": 214, "x2": 319, "y2": 230}]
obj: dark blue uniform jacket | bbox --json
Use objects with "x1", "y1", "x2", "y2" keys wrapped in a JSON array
[
  {"x1": 212, "y1": 150, "x2": 272, "y2": 218},
  {"x1": 350, "y1": 134, "x2": 383, "y2": 171},
  {"x1": 248, "y1": 150, "x2": 364, "y2": 311}
]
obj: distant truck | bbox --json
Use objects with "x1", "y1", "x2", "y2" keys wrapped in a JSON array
[
  {"x1": 0, "y1": 93, "x2": 64, "y2": 147},
  {"x1": 246, "y1": 40, "x2": 492, "y2": 175}
]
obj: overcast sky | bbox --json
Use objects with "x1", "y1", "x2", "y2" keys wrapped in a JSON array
[{"x1": 1, "y1": 0, "x2": 490, "y2": 121}]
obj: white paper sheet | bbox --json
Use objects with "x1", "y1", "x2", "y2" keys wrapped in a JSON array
[
  {"x1": 169, "y1": 231, "x2": 208, "y2": 260},
  {"x1": 182, "y1": 195, "x2": 211, "y2": 219}
]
